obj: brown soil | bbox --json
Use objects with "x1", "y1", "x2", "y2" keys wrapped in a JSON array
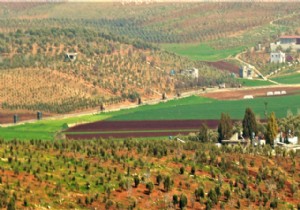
[
  {"x1": 202, "y1": 86, "x2": 300, "y2": 100},
  {"x1": 205, "y1": 61, "x2": 240, "y2": 74},
  {"x1": 0, "y1": 110, "x2": 52, "y2": 124},
  {"x1": 66, "y1": 119, "x2": 220, "y2": 139}
]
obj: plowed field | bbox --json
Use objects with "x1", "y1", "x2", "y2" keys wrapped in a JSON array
[{"x1": 66, "y1": 119, "x2": 219, "y2": 139}]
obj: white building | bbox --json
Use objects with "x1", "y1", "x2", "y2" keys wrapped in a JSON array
[
  {"x1": 275, "y1": 132, "x2": 298, "y2": 145},
  {"x1": 239, "y1": 66, "x2": 255, "y2": 79},
  {"x1": 270, "y1": 35, "x2": 300, "y2": 52},
  {"x1": 270, "y1": 51, "x2": 285, "y2": 63}
]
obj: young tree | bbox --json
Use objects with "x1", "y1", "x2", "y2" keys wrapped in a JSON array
[
  {"x1": 218, "y1": 113, "x2": 233, "y2": 142},
  {"x1": 146, "y1": 181, "x2": 154, "y2": 194},
  {"x1": 242, "y1": 108, "x2": 257, "y2": 139},
  {"x1": 265, "y1": 112, "x2": 278, "y2": 145},
  {"x1": 156, "y1": 174, "x2": 162, "y2": 186},
  {"x1": 134, "y1": 176, "x2": 140, "y2": 188},
  {"x1": 163, "y1": 176, "x2": 172, "y2": 192},
  {"x1": 173, "y1": 194, "x2": 178, "y2": 206},
  {"x1": 198, "y1": 123, "x2": 209, "y2": 142},
  {"x1": 179, "y1": 194, "x2": 188, "y2": 210},
  {"x1": 195, "y1": 187, "x2": 205, "y2": 201}
]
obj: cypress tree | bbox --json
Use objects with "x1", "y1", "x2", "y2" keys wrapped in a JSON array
[
  {"x1": 218, "y1": 113, "x2": 233, "y2": 142},
  {"x1": 266, "y1": 112, "x2": 278, "y2": 145},
  {"x1": 242, "y1": 108, "x2": 257, "y2": 139}
]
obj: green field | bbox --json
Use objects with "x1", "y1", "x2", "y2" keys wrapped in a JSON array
[
  {"x1": 161, "y1": 43, "x2": 244, "y2": 61},
  {"x1": 238, "y1": 78, "x2": 274, "y2": 87},
  {"x1": 272, "y1": 73, "x2": 300, "y2": 84},
  {"x1": 108, "y1": 95, "x2": 300, "y2": 121},
  {"x1": 0, "y1": 114, "x2": 110, "y2": 141},
  {"x1": 1, "y1": 94, "x2": 300, "y2": 140}
]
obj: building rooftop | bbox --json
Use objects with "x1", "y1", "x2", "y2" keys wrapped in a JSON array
[{"x1": 280, "y1": 35, "x2": 300, "y2": 39}]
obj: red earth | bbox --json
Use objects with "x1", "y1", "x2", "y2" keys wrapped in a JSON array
[
  {"x1": 0, "y1": 110, "x2": 52, "y2": 124},
  {"x1": 66, "y1": 119, "x2": 220, "y2": 139},
  {"x1": 202, "y1": 86, "x2": 300, "y2": 100},
  {"x1": 205, "y1": 61, "x2": 240, "y2": 74}
]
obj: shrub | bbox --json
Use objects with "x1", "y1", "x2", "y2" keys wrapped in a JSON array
[
  {"x1": 146, "y1": 182, "x2": 154, "y2": 194},
  {"x1": 179, "y1": 194, "x2": 188, "y2": 210}
]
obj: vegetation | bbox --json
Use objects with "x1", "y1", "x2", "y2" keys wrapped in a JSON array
[
  {"x1": 161, "y1": 43, "x2": 244, "y2": 61},
  {"x1": 237, "y1": 78, "x2": 274, "y2": 87},
  {"x1": 266, "y1": 112, "x2": 279, "y2": 145},
  {"x1": 217, "y1": 113, "x2": 233, "y2": 142},
  {"x1": 0, "y1": 139, "x2": 294, "y2": 209},
  {"x1": 242, "y1": 108, "x2": 258, "y2": 139},
  {"x1": 2, "y1": 94, "x2": 300, "y2": 140},
  {"x1": 272, "y1": 73, "x2": 300, "y2": 85}
]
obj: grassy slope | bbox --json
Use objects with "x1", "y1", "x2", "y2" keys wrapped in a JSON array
[
  {"x1": 238, "y1": 78, "x2": 274, "y2": 87},
  {"x1": 108, "y1": 94, "x2": 300, "y2": 121},
  {"x1": 161, "y1": 43, "x2": 244, "y2": 61},
  {"x1": 1, "y1": 94, "x2": 300, "y2": 140},
  {"x1": 272, "y1": 73, "x2": 300, "y2": 84},
  {"x1": 0, "y1": 114, "x2": 110, "y2": 140}
]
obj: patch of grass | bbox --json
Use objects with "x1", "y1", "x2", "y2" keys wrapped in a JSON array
[
  {"x1": 0, "y1": 114, "x2": 110, "y2": 140},
  {"x1": 271, "y1": 73, "x2": 300, "y2": 84},
  {"x1": 161, "y1": 43, "x2": 244, "y2": 61},
  {"x1": 238, "y1": 79, "x2": 274, "y2": 87},
  {"x1": 108, "y1": 95, "x2": 300, "y2": 121}
]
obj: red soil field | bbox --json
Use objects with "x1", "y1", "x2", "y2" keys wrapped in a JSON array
[
  {"x1": 0, "y1": 110, "x2": 52, "y2": 124},
  {"x1": 66, "y1": 131, "x2": 193, "y2": 139},
  {"x1": 66, "y1": 119, "x2": 220, "y2": 139},
  {"x1": 205, "y1": 61, "x2": 240, "y2": 74},
  {"x1": 67, "y1": 119, "x2": 220, "y2": 132},
  {"x1": 202, "y1": 86, "x2": 300, "y2": 100}
]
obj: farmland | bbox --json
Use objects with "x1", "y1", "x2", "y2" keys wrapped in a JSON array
[
  {"x1": 0, "y1": 139, "x2": 297, "y2": 209},
  {"x1": 272, "y1": 73, "x2": 300, "y2": 85},
  {"x1": 1, "y1": 92, "x2": 300, "y2": 140},
  {"x1": 65, "y1": 120, "x2": 219, "y2": 139},
  {"x1": 161, "y1": 43, "x2": 244, "y2": 61},
  {"x1": 108, "y1": 94, "x2": 300, "y2": 121},
  {"x1": 237, "y1": 79, "x2": 274, "y2": 87}
]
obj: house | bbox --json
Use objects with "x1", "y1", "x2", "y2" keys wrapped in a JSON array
[
  {"x1": 221, "y1": 132, "x2": 249, "y2": 146},
  {"x1": 270, "y1": 35, "x2": 300, "y2": 52},
  {"x1": 274, "y1": 132, "x2": 298, "y2": 145},
  {"x1": 270, "y1": 51, "x2": 286, "y2": 63},
  {"x1": 239, "y1": 66, "x2": 254, "y2": 79},
  {"x1": 180, "y1": 68, "x2": 199, "y2": 79}
]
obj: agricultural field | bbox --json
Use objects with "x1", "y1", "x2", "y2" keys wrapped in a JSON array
[
  {"x1": 205, "y1": 61, "x2": 240, "y2": 74},
  {"x1": 237, "y1": 79, "x2": 274, "y2": 87},
  {"x1": 65, "y1": 120, "x2": 220, "y2": 140},
  {"x1": 0, "y1": 139, "x2": 297, "y2": 209},
  {"x1": 107, "y1": 94, "x2": 300, "y2": 121},
  {"x1": 271, "y1": 73, "x2": 300, "y2": 85},
  {"x1": 2, "y1": 92, "x2": 300, "y2": 141},
  {"x1": 161, "y1": 43, "x2": 244, "y2": 61}
]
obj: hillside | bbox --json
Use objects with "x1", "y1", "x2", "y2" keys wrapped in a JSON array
[
  {"x1": 0, "y1": 28, "x2": 235, "y2": 114},
  {"x1": 1, "y1": 2, "x2": 299, "y2": 45},
  {"x1": 0, "y1": 139, "x2": 297, "y2": 209}
]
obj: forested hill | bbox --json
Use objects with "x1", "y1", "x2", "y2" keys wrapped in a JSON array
[{"x1": 0, "y1": 2, "x2": 299, "y2": 43}]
